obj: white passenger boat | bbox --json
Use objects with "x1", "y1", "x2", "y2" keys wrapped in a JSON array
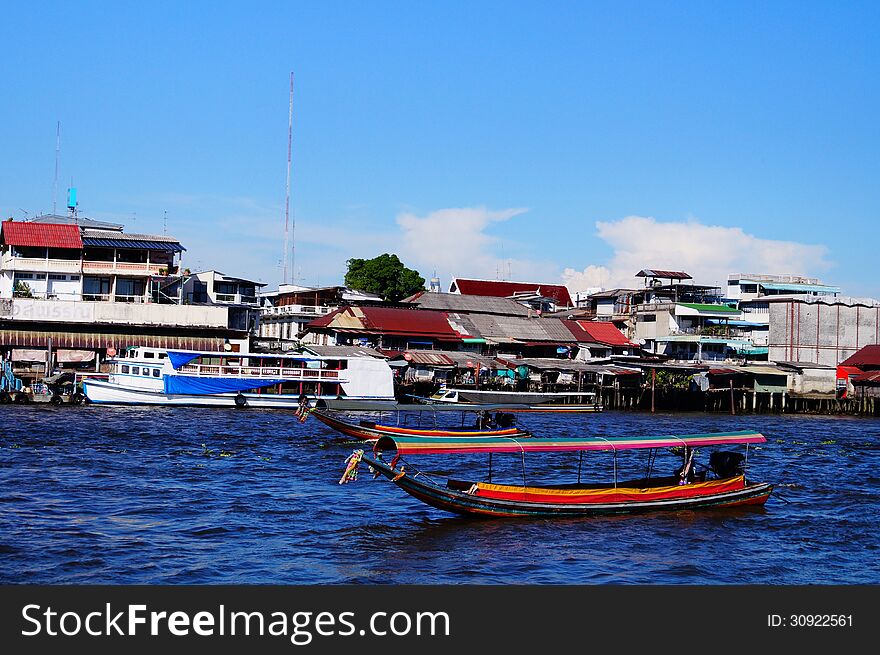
[{"x1": 82, "y1": 347, "x2": 395, "y2": 408}]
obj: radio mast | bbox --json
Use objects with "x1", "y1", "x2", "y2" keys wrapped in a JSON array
[
  {"x1": 53, "y1": 121, "x2": 61, "y2": 216},
  {"x1": 283, "y1": 72, "x2": 294, "y2": 285}
]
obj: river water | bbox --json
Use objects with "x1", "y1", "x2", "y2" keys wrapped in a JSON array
[{"x1": 0, "y1": 405, "x2": 877, "y2": 584}]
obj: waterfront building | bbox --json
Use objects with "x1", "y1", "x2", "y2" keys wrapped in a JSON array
[
  {"x1": 181, "y1": 270, "x2": 264, "y2": 306},
  {"x1": 743, "y1": 294, "x2": 880, "y2": 368},
  {"x1": 1, "y1": 215, "x2": 184, "y2": 303},
  {"x1": 0, "y1": 214, "x2": 251, "y2": 383},
  {"x1": 255, "y1": 284, "x2": 383, "y2": 349},
  {"x1": 726, "y1": 273, "x2": 840, "y2": 301}
]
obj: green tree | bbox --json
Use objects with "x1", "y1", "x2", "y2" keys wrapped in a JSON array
[
  {"x1": 344, "y1": 254, "x2": 425, "y2": 301},
  {"x1": 13, "y1": 281, "x2": 33, "y2": 298}
]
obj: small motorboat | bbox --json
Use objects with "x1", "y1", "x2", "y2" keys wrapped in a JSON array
[
  {"x1": 348, "y1": 430, "x2": 773, "y2": 517},
  {"x1": 310, "y1": 409, "x2": 531, "y2": 441}
]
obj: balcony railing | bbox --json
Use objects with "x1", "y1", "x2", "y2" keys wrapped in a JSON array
[
  {"x1": 177, "y1": 363, "x2": 344, "y2": 381},
  {"x1": 263, "y1": 304, "x2": 337, "y2": 316},
  {"x1": 1, "y1": 256, "x2": 82, "y2": 273},
  {"x1": 214, "y1": 293, "x2": 260, "y2": 305},
  {"x1": 82, "y1": 261, "x2": 166, "y2": 275}
]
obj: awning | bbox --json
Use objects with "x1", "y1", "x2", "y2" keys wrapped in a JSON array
[
  {"x1": 56, "y1": 349, "x2": 96, "y2": 363},
  {"x1": 167, "y1": 351, "x2": 202, "y2": 369},
  {"x1": 11, "y1": 348, "x2": 47, "y2": 362},
  {"x1": 374, "y1": 430, "x2": 766, "y2": 456},
  {"x1": 81, "y1": 237, "x2": 185, "y2": 252},
  {"x1": 0, "y1": 328, "x2": 224, "y2": 351}
]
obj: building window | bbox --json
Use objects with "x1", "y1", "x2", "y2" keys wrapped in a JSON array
[
  {"x1": 14, "y1": 273, "x2": 35, "y2": 280},
  {"x1": 640, "y1": 314, "x2": 657, "y2": 322},
  {"x1": 70, "y1": 275, "x2": 80, "y2": 281},
  {"x1": 742, "y1": 284, "x2": 758, "y2": 294},
  {"x1": 48, "y1": 274, "x2": 67, "y2": 280}
]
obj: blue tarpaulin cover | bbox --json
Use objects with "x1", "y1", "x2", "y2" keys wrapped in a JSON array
[
  {"x1": 164, "y1": 375, "x2": 288, "y2": 395},
  {"x1": 167, "y1": 351, "x2": 203, "y2": 369}
]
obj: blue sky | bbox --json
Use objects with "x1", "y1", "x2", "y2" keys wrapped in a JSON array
[{"x1": 2, "y1": 1, "x2": 877, "y2": 296}]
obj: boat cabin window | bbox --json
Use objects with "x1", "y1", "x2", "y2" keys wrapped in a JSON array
[
  {"x1": 142, "y1": 368, "x2": 151, "y2": 376},
  {"x1": 444, "y1": 392, "x2": 456, "y2": 399},
  {"x1": 121, "y1": 365, "x2": 130, "y2": 374},
  {"x1": 158, "y1": 353, "x2": 167, "y2": 359},
  {"x1": 131, "y1": 366, "x2": 140, "y2": 375},
  {"x1": 144, "y1": 352, "x2": 155, "y2": 359},
  {"x1": 152, "y1": 369, "x2": 161, "y2": 378}
]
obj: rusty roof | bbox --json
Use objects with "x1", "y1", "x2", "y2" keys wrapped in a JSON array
[
  {"x1": 450, "y1": 278, "x2": 574, "y2": 306},
  {"x1": 303, "y1": 306, "x2": 462, "y2": 340},
  {"x1": 636, "y1": 269, "x2": 692, "y2": 280},
  {"x1": 405, "y1": 292, "x2": 531, "y2": 316}
]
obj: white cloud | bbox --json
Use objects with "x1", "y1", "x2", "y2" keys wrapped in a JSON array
[
  {"x1": 563, "y1": 215, "x2": 832, "y2": 294},
  {"x1": 396, "y1": 206, "x2": 530, "y2": 280}
]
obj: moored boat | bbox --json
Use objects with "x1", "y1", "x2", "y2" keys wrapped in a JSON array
[
  {"x1": 310, "y1": 409, "x2": 531, "y2": 441},
  {"x1": 421, "y1": 387, "x2": 603, "y2": 411},
  {"x1": 83, "y1": 346, "x2": 395, "y2": 408},
  {"x1": 349, "y1": 430, "x2": 772, "y2": 517}
]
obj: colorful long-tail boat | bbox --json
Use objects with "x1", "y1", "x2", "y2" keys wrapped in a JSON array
[
  {"x1": 350, "y1": 430, "x2": 772, "y2": 517},
  {"x1": 311, "y1": 409, "x2": 531, "y2": 441}
]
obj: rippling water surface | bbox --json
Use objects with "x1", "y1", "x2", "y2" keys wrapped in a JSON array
[{"x1": 1, "y1": 406, "x2": 878, "y2": 584}]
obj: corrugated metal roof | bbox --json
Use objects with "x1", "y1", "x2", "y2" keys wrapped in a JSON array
[
  {"x1": 759, "y1": 282, "x2": 840, "y2": 292},
  {"x1": 852, "y1": 371, "x2": 880, "y2": 385},
  {"x1": 450, "y1": 278, "x2": 574, "y2": 306},
  {"x1": 1, "y1": 221, "x2": 82, "y2": 248},
  {"x1": 465, "y1": 314, "x2": 578, "y2": 344},
  {"x1": 574, "y1": 320, "x2": 637, "y2": 347},
  {"x1": 29, "y1": 214, "x2": 124, "y2": 230},
  {"x1": 406, "y1": 292, "x2": 531, "y2": 316},
  {"x1": 0, "y1": 328, "x2": 223, "y2": 350},
  {"x1": 305, "y1": 306, "x2": 462, "y2": 340},
  {"x1": 677, "y1": 303, "x2": 739, "y2": 314},
  {"x1": 839, "y1": 345, "x2": 880, "y2": 368},
  {"x1": 82, "y1": 237, "x2": 185, "y2": 251},
  {"x1": 81, "y1": 229, "x2": 185, "y2": 252},
  {"x1": 82, "y1": 229, "x2": 181, "y2": 243},
  {"x1": 636, "y1": 269, "x2": 692, "y2": 280},
  {"x1": 301, "y1": 345, "x2": 387, "y2": 359}
]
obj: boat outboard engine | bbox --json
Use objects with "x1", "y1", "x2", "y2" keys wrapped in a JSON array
[
  {"x1": 494, "y1": 412, "x2": 515, "y2": 428},
  {"x1": 709, "y1": 451, "x2": 746, "y2": 479}
]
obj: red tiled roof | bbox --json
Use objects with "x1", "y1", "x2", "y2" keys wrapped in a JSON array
[
  {"x1": 575, "y1": 320, "x2": 637, "y2": 347},
  {"x1": 839, "y1": 345, "x2": 880, "y2": 369},
  {"x1": 1, "y1": 221, "x2": 83, "y2": 249},
  {"x1": 451, "y1": 278, "x2": 573, "y2": 307}
]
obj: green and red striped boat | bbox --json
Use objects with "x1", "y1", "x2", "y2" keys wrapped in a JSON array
[{"x1": 357, "y1": 430, "x2": 773, "y2": 517}]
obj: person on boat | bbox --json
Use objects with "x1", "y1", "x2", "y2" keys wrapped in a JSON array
[
  {"x1": 474, "y1": 411, "x2": 496, "y2": 429},
  {"x1": 677, "y1": 447, "x2": 696, "y2": 485}
]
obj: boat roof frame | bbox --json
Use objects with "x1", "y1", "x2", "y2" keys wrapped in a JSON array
[{"x1": 373, "y1": 430, "x2": 766, "y2": 456}]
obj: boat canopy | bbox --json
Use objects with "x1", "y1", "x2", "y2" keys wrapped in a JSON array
[
  {"x1": 166, "y1": 349, "x2": 323, "y2": 370},
  {"x1": 373, "y1": 430, "x2": 766, "y2": 456}
]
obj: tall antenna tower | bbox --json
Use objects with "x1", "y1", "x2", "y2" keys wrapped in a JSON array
[
  {"x1": 283, "y1": 72, "x2": 294, "y2": 285},
  {"x1": 53, "y1": 121, "x2": 61, "y2": 215}
]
